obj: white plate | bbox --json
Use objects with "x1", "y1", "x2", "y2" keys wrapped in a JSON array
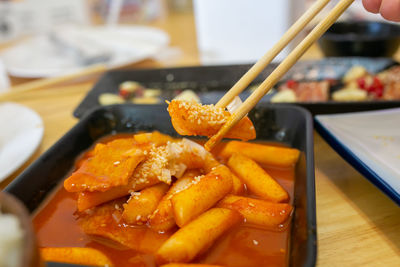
[
  {"x1": 0, "y1": 102, "x2": 44, "y2": 182},
  {"x1": 315, "y1": 108, "x2": 400, "y2": 205},
  {"x1": 0, "y1": 25, "x2": 169, "y2": 78}
]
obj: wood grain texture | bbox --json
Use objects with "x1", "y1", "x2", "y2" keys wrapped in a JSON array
[
  {"x1": 314, "y1": 134, "x2": 400, "y2": 266},
  {"x1": 0, "y1": 10, "x2": 398, "y2": 267},
  {"x1": 0, "y1": 64, "x2": 107, "y2": 100}
]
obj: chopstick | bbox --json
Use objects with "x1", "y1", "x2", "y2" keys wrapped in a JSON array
[
  {"x1": 215, "y1": 0, "x2": 331, "y2": 108},
  {"x1": 205, "y1": 0, "x2": 355, "y2": 151},
  {"x1": 0, "y1": 64, "x2": 107, "y2": 100}
]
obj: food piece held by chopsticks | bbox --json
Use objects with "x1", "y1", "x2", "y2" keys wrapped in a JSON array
[{"x1": 167, "y1": 100, "x2": 256, "y2": 140}]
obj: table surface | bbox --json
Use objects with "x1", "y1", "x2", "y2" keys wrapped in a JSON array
[{"x1": 0, "y1": 11, "x2": 399, "y2": 267}]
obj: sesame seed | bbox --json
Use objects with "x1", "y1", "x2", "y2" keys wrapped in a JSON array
[
  {"x1": 84, "y1": 209, "x2": 94, "y2": 215},
  {"x1": 131, "y1": 139, "x2": 207, "y2": 185},
  {"x1": 253, "y1": 240, "x2": 259, "y2": 245},
  {"x1": 193, "y1": 175, "x2": 204, "y2": 184},
  {"x1": 171, "y1": 100, "x2": 228, "y2": 126}
]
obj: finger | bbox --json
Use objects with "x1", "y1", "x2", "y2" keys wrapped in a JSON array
[
  {"x1": 380, "y1": 0, "x2": 400, "y2": 22},
  {"x1": 362, "y1": 0, "x2": 382, "y2": 13}
]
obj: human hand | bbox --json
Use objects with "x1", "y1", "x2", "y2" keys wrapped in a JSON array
[{"x1": 362, "y1": 0, "x2": 400, "y2": 21}]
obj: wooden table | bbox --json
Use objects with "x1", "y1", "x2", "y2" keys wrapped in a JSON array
[{"x1": 1, "y1": 11, "x2": 399, "y2": 267}]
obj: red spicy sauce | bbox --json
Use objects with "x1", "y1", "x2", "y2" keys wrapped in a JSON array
[{"x1": 33, "y1": 136, "x2": 295, "y2": 267}]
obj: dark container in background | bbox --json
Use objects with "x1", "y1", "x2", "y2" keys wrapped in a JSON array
[{"x1": 318, "y1": 21, "x2": 400, "y2": 57}]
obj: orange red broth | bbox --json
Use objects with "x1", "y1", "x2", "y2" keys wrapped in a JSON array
[{"x1": 33, "y1": 134, "x2": 295, "y2": 267}]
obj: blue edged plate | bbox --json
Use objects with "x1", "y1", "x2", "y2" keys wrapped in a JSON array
[{"x1": 315, "y1": 108, "x2": 400, "y2": 205}]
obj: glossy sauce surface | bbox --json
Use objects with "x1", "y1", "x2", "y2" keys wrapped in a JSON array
[{"x1": 33, "y1": 135, "x2": 295, "y2": 267}]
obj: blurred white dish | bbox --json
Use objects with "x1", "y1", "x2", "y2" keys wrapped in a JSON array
[
  {"x1": 0, "y1": 60, "x2": 10, "y2": 93},
  {"x1": 0, "y1": 25, "x2": 169, "y2": 78},
  {"x1": 0, "y1": 102, "x2": 43, "y2": 182},
  {"x1": 315, "y1": 108, "x2": 400, "y2": 205}
]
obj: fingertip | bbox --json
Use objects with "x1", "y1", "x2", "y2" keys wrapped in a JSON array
[
  {"x1": 380, "y1": 0, "x2": 400, "y2": 22},
  {"x1": 362, "y1": 0, "x2": 382, "y2": 13}
]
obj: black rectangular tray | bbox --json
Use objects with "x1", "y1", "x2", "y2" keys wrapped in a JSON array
[
  {"x1": 74, "y1": 57, "x2": 400, "y2": 118},
  {"x1": 6, "y1": 103, "x2": 316, "y2": 267}
]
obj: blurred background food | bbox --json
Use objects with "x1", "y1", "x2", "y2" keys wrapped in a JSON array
[{"x1": 97, "y1": 63, "x2": 400, "y2": 107}]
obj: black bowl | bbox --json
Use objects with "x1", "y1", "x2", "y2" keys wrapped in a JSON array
[
  {"x1": 318, "y1": 21, "x2": 400, "y2": 57},
  {"x1": 6, "y1": 103, "x2": 316, "y2": 267}
]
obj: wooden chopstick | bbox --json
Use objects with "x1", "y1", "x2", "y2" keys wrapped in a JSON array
[
  {"x1": 215, "y1": 0, "x2": 331, "y2": 108},
  {"x1": 0, "y1": 64, "x2": 107, "y2": 101},
  {"x1": 205, "y1": 0, "x2": 355, "y2": 151}
]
